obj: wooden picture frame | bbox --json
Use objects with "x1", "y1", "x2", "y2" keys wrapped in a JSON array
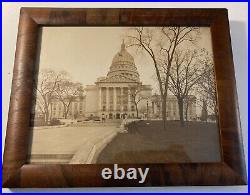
[{"x1": 2, "y1": 8, "x2": 247, "y2": 188}]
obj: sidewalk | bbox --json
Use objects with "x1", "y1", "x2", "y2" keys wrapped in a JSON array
[{"x1": 28, "y1": 125, "x2": 119, "y2": 164}]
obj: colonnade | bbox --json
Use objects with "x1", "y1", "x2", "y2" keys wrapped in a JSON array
[{"x1": 98, "y1": 87, "x2": 134, "y2": 112}]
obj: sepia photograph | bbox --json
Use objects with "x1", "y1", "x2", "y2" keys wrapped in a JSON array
[{"x1": 28, "y1": 26, "x2": 221, "y2": 164}]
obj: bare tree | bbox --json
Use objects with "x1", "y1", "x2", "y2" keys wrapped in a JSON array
[
  {"x1": 168, "y1": 49, "x2": 205, "y2": 126},
  {"x1": 126, "y1": 27, "x2": 200, "y2": 129},
  {"x1": 55, "y1": 80, "x2": 82, "y2": 119},
  {"x1": 129, "y1": 85, "x2": 145, "y2": 118},
  {"x1": 34, "y1": 69, "x2": 65, "y2": 124},
  {"x1": 35, "y1": 95, "x2": 46, "y2": 118},
  {"x1": 197, "y1": 50, "x2": 217, "y2": 116}
]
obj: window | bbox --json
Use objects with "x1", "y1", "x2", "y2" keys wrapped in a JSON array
[
  {"x1": 131, "y1": 105, "x2": 135, "y2": 111},
  {"x1": 102, "y1": 106, "x2": 106, "y2": 111},
  {"x1": 109, "y1": 113, "x2": 113, "y2": 119}
]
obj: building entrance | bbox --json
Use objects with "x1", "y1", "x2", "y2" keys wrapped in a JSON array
[{"x1": 116, "y1": 113, "x2": 120, "y2": 119}]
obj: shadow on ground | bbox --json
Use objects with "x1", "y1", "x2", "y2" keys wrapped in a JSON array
[{"x1": 96, "y1": 120, "x2": 221, "y2": 164}]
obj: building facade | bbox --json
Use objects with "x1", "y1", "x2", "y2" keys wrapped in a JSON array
[{"x1": 50, "y1": 96, "x2": 86, "y2": 120}]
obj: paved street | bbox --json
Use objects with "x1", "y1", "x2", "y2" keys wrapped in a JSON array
[{"x1": 28, "y1": 124, "x2": 119, "y2": 164}]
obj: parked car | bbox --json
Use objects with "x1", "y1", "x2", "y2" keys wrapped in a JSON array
[
  {"x1": 84, "y1": 116, "x2": 101, "y2": 121},
  {"x1": 49, "y1": 118, "x2": 64, "y2": 126}
]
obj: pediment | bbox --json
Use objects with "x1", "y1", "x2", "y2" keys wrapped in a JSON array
[{"x1": 97, "y1": 75, "x2": 138, "y2": 83}]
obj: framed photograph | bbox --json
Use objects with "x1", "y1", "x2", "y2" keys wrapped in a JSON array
[{"x1": 2, "y1": 8, "x2": 247, "y2": 187}]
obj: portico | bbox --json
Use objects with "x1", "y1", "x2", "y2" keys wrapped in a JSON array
[{"x1": 97, "y1": 85, "x2": 138, "y2": 119}]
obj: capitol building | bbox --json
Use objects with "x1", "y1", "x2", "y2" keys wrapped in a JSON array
[
  {"x1": 85, "y1": 41, "x2": 151, "y2": 119},
  {"x1": 48, "y1": 41, "x2": 197, "y2": 121}
]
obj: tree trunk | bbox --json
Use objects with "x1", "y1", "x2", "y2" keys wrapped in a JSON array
[
  {"x1": 50, "y1": 103, "x2": 53, "y2": 121},
  {"x1": 135, "y1": 104, "x2": 139, "y2": 119},
  {"x1": 185, "y1": 101, "x2": 189, "y2": 121},
  {"x1": 43, "y1": 97, "x2": 50, "y2": 124},
  {"x1": 64, "y1": 105, "x2": 68, "y2": 119},
  {"x1": 161, "y1": 96, "x2": 167, "y2": 129},
  {"x1": 45, "y1": 110, "x2": 50, "y2": 124},
  {"x1": 178, "y1": 98, "x2": 185, "y2": 126}
]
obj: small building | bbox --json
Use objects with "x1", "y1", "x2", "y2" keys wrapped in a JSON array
[{"x1": 151, "y1": 94, "x2": 197, "y2": 121}]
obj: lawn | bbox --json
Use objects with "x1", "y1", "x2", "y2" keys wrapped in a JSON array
[{"x1": 96, "y1": 120, "x2": 221, "y2": 164}]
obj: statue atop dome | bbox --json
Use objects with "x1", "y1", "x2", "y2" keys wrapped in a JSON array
[{"x1": 121, "y1": 39, "x2": 125, "y2": 51}]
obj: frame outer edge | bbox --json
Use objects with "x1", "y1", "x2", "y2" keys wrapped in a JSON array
[
  {"x1": 2, "y1": 8, "x2": 247, "y2": 187},
  {"x1": 211, "y1": 11, "x2": 247, "y2": 184},
  {"x1": 224, "y1": 11, "x2": 247, "y2": 184},
  {"x1": 2, "y1": 9, "x2": 39, "y2": 187},
  {"x1": 226, "y1": 15, "x2": 248, "y2": 184}
]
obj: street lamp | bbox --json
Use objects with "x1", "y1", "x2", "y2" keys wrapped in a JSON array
[{"x1": 146, "y1": 100, "x2": 149, "y2": 121}]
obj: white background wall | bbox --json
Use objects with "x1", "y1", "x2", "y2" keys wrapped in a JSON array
[{"x1": 2, "y1": 2, "x2": 248, "y2": 193}]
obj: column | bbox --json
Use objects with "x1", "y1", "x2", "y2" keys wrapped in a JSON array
[
  {"x1": 190, "y1": 101, "x2": 193, "y2": 119},
  {"x1": 106, "y1": 87, "x2": 109, "y2": 112},
  {"x1": 128, "y1": 87, "x2": 131, "y2": 112},
  {"x1": 98, "y1": 87, "x2": 102, "y2": 112},
  {"x1": 114, "y1": 87, "x2": 117, "y2": 112},
  {"x1": 121, "y1": 87, "x2": 123, "y2": 112}
]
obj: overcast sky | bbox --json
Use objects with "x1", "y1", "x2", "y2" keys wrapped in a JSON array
[{"x1": 38, "y1": 27, "x2": 213, "y2": 94}]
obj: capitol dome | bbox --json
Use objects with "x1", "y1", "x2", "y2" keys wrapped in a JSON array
[{"x1": 106, "y1": 41, "x2": 140, "y2": 82}]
